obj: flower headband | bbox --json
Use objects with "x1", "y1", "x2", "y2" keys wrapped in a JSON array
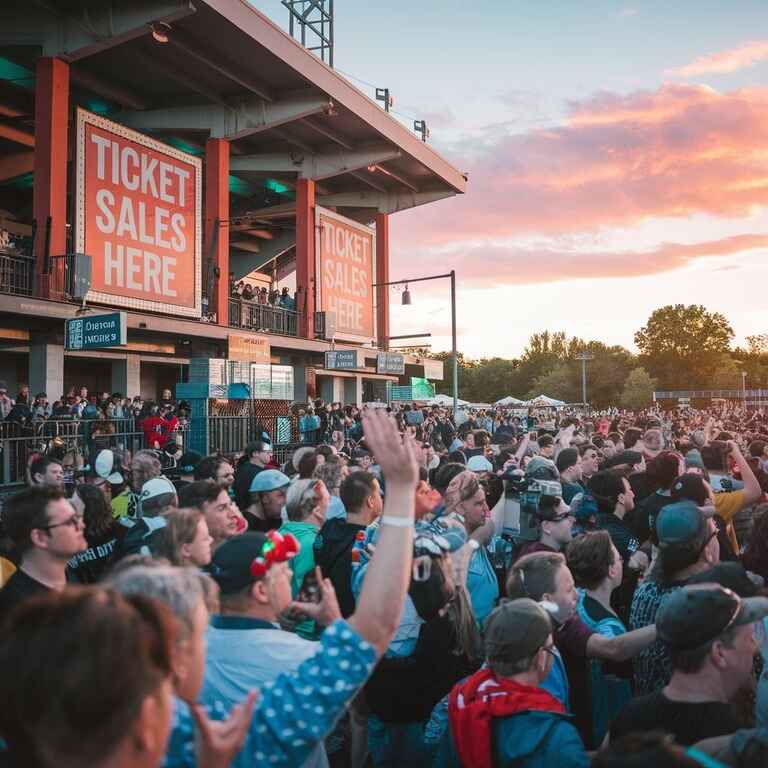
[{"x1": 249, "y1": 531, "x2": 299, "y2": 580}]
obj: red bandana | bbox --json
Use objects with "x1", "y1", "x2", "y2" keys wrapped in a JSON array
[{"x1": 448, "y1": 667, "x2": 566, "y2": 768}]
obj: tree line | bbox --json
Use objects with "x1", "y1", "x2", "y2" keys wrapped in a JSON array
[{"x1": 424, "y1": 304, "x2": 767, "y2": 408}]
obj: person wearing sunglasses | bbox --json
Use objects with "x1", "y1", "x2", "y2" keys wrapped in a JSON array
[
  {"x1": 0, "y1": 486, "x2": 86, "y2": 614},
  {"x1": 438, "y1": 598, "x2": 590, "y2": 768},
  {"x1": 516, "y1": 495, "x2": 574, "y2": 561}
]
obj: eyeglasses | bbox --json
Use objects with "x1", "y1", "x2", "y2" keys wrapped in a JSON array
[
  {"x1": 550, "y1": 511, "x2": 573, "y2": 523},
  {"x1": 41, "y1": 512, "x2": 84, "y2": 531}
]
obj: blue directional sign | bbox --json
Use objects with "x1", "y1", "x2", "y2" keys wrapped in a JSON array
[{"x1": 65, "y1": 312, "x2": 127, "y2": 350}]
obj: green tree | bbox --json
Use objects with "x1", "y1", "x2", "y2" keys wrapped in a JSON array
[
  {"x1": 634, "y1": 305, "x2": 734, "y2": 388},
  {"x1": 526, "y1": 362, "x2": 577, "y2": 402},
  {"x1": 620, "y1": 368, "x2": 658, "y2": 409}
]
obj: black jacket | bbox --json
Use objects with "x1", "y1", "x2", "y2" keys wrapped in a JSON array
[{"x1": 313, "y1": 518, "x2": 365, "y2": 618}]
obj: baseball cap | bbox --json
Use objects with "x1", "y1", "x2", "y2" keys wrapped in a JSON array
[
  {"x1": 414, "y1": 521, "x2": 467, "y2": 554},
  {"x1": 670, "y1": 473, "x2": 709, "y2": 506},
  {"x1": 249, "y1": 469, "x2": 290, "y2": 493},
  {"x1": 603, "y1": 450, "x2": 643, "y2": 469},
  {"x1": 94, "y1": 449, "x2": 124, "y2": 484},
  {"x1": 177, "y1": 450, "x2": 203, "y2": 474},
  {"x1": 656, "y1": 500, "x2": 708, "y2": 547},
  {"x1": 141, "y1": 477, "x2": 177, "y2": 503},
  {"x1": 657, "y1": 584, "x2": 768, "y2": 652},
  {"x1": 525, "y1": 456, "x2": 559, "y2": 481},
  {"x1": 685, "y1": 449, "x2": 705, "y2": 470},
  {"x1": 569, "y1": 491, "x2": 599, "y2": 521},
  {"x1": 208, "y1": 531, "x2": 298, "y2": 594},
  {"x1": 467, "y1": 455, "x2": 493, "y2": 473},
  {"x1": 483, "y1": 598, "x2": 552, "y2": 665}
]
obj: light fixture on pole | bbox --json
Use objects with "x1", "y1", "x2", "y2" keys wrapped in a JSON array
[
  {"x1": 742, "y1": 371, "x2": 747, "y2": 403},
  {"x1": 373, "y1": 270, "x2": 459, "y2": 412},
  {"x1": 150, "y1": 22, "x2": 171, "y2": 43}
]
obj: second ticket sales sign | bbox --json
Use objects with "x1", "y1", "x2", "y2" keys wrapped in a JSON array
[
  {"x1": 316, "y1": 207, "x2": 375, "y2": 342},
  {"x1": 75, "y1": 109, "x2": 203, "y2": 318}
]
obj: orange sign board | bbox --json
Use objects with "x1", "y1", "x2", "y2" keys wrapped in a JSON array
[
  {"x1": 228, "y1": 333, "x2": 271, "y2": 364},
  {"x1": 75, "y1": 109, "x2": 202, "y2": 317},
  {"x1": 316, "y1": 208, "x2": 375, "y2": 340}
]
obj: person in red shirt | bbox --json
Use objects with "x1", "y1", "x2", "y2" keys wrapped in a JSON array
[{"x1": 140, "y1": 403, "x2": 177, "y2": 449}]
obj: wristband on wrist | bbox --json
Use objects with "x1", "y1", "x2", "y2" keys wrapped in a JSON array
[{"x1": 380, "y1": 515, "x2": 414, "y2": 528}]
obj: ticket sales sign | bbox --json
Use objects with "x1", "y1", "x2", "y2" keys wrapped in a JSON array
[
  {"x1": 75, "y1": 109, "x2": 202, "y2": 318},
  {"x1": 65, "y1": 311, "x2": 127, "y2": 351},
  {"x1": 316, "y1": 207, "x2": 375, "y2": 342}
]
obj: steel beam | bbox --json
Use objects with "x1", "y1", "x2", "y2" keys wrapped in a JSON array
[
  {"x1": 117, "y1": 91, "x2": 333, "y2": 139},
  {"x1": 317, "y1": 189, "x2": 455, "y2": 213},
  {"x1": 2, "y1": 1, "x2": 197, "y2": 61},
  {"x1": 0, "y1": 150, "x2": 34, "y2": 181},
  {"x1": 230, "y1": 145, "x2": 401, "y2": 181}
]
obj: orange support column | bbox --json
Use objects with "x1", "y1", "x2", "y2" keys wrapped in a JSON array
[
  {"x1": 375, "y1": 213, "x2": 390, "y2": 349},
  {"x1": 33, "y1": 57, "x2": 69, "y2": 298},
  {"x1": 204, "y1": 138, "x2": 230, "y2": 326},
  {"x1": 296, "y1": 179, "x2": 316, "y2": 339}
]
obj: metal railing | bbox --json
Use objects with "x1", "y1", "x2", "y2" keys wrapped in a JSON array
[
  {"x1": 0, "y1": 250, "x2": 35, "y2": 297},
  {"x1": 0, "y1": 415, "x2": 320, "y2": 488},
  {"x1": 228, "y1": 298, "x2": 299, "y2": 336}
]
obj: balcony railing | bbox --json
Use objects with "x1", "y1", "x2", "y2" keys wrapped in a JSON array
[
  {"x1": 229, "y1": 298, "x2": 299, "y2": 337},
  {"x1": 0, "y1": 250, "x2": 35, "y2": 297}
]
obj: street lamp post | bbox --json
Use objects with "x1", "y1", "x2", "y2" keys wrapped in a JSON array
[
  {"x1": 374, "y1": 270, "x2": 459, "y2": 412},
  {"x1": 575, "y1": 352, "x2": 594, "y2": 407},
  {"x1": 742, "y1": 371, "x2": 747, "y2": 405}
]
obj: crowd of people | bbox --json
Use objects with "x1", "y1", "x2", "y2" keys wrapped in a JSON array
[
  {"x1": 3, "y1": 398, "x2": 768, "y2": 766},
  {"x1": 231, "y1": 280, "x2": 296, "y2": 312}
]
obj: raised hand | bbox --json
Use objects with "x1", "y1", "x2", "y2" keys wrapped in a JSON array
[
  {"x1": 192, "y1": 690, "x2": 258, "y2": 768},
  {"x1": 361, "y1": 408, "x2": 419, "y2": 488}
]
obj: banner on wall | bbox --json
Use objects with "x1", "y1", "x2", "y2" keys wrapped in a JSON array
[
  {"x1": 316, "y1": 207, "x2": 375, "y2": 342},
  {"x1": 75, "y1": 109, "x2": 202, "y2": 317}
]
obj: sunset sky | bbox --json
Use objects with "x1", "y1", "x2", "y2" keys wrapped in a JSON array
[{"x1": 253, "y1": 1, "x2": 768, "y2": 358}]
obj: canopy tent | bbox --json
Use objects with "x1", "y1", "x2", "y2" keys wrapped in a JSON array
[
  {"x1": 428, "y1": 394, "x2": 470, "y2": 407},
  {"x1": 525, "y1": 395, "x2": 566, "y2": 408},
  {"x1": 494, "y1": 396, "x2": 526, "y2": 406}
]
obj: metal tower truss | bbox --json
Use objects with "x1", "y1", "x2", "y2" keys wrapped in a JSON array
[{"x1": 282, "y1": 0, "x2": 334, "y2": 67}]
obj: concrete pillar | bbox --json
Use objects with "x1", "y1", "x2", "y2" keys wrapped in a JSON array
[
  {"x1": 111, "y1": 356, "x2": 140, "y2": 397},
  {"x1": 356, "y1": 375, "x2": 364, "y2": 406},
  {"x1": 204, "y1": 138, "x2": 230, "y2": 325},
  {"x1": 375, "y1": 213, "x2": 390, "y2": 349},
  {"x1": 292, "y1": 363, "x2": 308, "y2": 402},
  {"x1": 29, "y1": 341, "x2": 64, "y2": 399},
  {"x1": 296, "y1": 179, "x2": 316, "y2": 339},
  {"x1": 33, "y1": 57, "x2": 70, "y2": 298}
]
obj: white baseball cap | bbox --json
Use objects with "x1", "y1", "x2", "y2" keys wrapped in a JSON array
[
  {"x1": 467, "y1": 455, "x2": 494, "y2": 473},
  {"x1": 94, "y1": 450, "x2": 124, "y2": 484}
]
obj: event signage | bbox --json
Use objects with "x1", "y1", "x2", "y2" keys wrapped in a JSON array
[
  {"x1": 422, "y1": 358, "x2": 444, "y2": 381},
  {"x1": 228, "y1": 333, "x2": 271, "y2": 364},
  {"x1": 325, "y1": 350, "x2": 360, "y2": 370},
  {"x1": 376, "y1": 352, "x2": 405, "y2": 375},
  {"x1": 65, "y1": 311, "x2": 126, "y2": 350},
  {"x1": 316, "y1": 207, "x2": 375, "y2": 341},
  {"x1": 411, "y1": 377, "x2": 436, "y2": 400},
  {"x1": 75, "y1": 109, "x2": 202, "y2": 317}
]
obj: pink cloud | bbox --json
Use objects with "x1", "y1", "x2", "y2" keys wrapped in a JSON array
[
  {"x1": 392, "y1": 84, "x2": 768, "y2": 248},
  {"x1": 391, "y1": 234, "x2": 768, "y2": 288},
  {"x1": 668, "y1": 40, "x2": 768, "y2": 77}
]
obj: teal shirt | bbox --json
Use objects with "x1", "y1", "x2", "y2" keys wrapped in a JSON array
[{"x1": 278, "y1": 520, "x2": 320, "y2": 639}]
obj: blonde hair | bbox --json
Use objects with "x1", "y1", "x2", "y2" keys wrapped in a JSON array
[{"x1": 158, "y1": 507, "x2": 204, "y2": 566}]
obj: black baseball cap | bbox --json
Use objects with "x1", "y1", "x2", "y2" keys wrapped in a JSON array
[
  {"x1": 207, "y1": 533, "x2": 269, "y2": 594},
  {"x1": 657, "y1": 584, "x2": 768, "y2": 652},
  {"x1": 178, "y1": 450, "x2": 203, "y2": 474}
]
